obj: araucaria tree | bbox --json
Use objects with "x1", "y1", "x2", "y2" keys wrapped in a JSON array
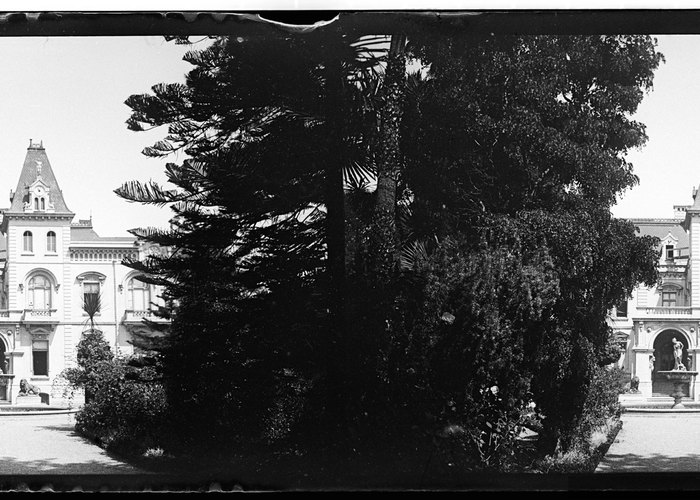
[{"x1": 117, "y1": 24, "x2": 662, "y2": 467}]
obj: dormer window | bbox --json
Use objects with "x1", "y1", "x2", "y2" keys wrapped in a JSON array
[
  {"x1": 33, "y1": 197, "x2": 46, "y2": 210},
  {"x1": 662, "y1": 290, "x2": 677, "y2": 307},
  {"x1": 615, "y1": 300, "x2": 628, "y2": 318},
  {"x1": 665, "y1": 244, "x2": 675, "y2": 260},
  {"x1": 24, "y1": 177, "x2": 54, "y2": 214}
]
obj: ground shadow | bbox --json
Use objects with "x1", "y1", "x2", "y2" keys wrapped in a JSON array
[
  {"x1": 0, "y1": 455, "x2": 139, "y2": 475},
  {"x1": 598, "y1": 452, "x2": 700, "y2": 472}
]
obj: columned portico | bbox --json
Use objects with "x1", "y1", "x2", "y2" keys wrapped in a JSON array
[
  {"x1": 609, "y1": 187, "x2": 700, "y2": 407},
  {"x1": 628, "y1": 317, "x2": 700, "y2": 400}
]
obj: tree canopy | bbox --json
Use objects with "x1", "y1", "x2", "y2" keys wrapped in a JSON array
[{"x1": 116, "y1": 26, "x2": 662, "y2": 465}]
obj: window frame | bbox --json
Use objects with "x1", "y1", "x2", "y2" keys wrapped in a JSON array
[
  {"x1": 31, "y1": 338, "x2": 49, "y2": 377},
  {"x1": 127, "y1": 277, "x2": 151, "y2": 312},
  {"x1": 665, "y1": 244, "x2": 675, "y2": 260},
  {"x1": 27, "y1": 274, "x2": 52, "y2": 311},
  {"x1": 23, "y1": 231, "x2": 33, "y2": 253},
  {"x1": 615, "y1": 300, "x2": 628, "y2": 318},
  {"x1": 662, "y1": 290, "x2": 678, "y2": 307},
  {"x1": 46, "y1": 231, "x2": 56, "y2": 253},
  {"x1": 83, "y1": 280, "x2": 101, "y2": 313}
]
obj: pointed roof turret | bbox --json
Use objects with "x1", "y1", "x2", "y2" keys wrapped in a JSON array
[{"x1": 7, "y1": 140, "x2": 71, "y2": 214}]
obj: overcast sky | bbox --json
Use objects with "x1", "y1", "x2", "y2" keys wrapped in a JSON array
[
  {"x1": 613, "y1": 35, "x2": 700, "y2": 220},
  {"x1": 0, "y1": 37, "x2": 192, "y2": 237},
  {"x1": 0, "y1": 34, "x2": 690, "y2": 238}
]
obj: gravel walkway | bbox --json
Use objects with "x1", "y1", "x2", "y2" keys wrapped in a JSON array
[
  {"x1": 0, "y1": 413, "x2": 144, "y2": 475},
  {"x1": 596, "y1": 412, "x2": 700, "y2": 472}
]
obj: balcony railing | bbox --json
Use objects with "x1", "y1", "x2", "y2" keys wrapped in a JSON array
[
  {"x1": 23, "y1": 308, "x2": 57, "y2": 320},
  {"x1": 644, "y1": 306, "x2": 693, "y2": 316},
  {"x1": 124, "y1": 309, "x2": 151, "y2": 322}
]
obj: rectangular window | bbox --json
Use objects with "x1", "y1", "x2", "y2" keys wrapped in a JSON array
[
  {"x1": 32, "y1": 339, "x2": 48, "y2": 376},
  {"x1": 83, "y1": 282, "x2": 100, "y2": 312},
  {"x1": 616, "y1": 301, "x2": 628, "y2": 318},
  {"x1": 666, "y1": 245, "x2": 675, "y2": 260},
  {"x1": 662, "y1": 291, "x2": 677, "y2": 307}
]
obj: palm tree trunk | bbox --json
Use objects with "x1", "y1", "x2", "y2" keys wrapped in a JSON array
[{"x1": 374, "y1": 33, "x2": 407, "y2": 245}]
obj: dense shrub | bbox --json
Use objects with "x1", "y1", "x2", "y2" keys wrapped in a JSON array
[
  {"x1": 73, "y1": 357, "x2": 168, "y2": 456},
  {"x1": 568, "y1": 365, "x2": 624, "y2": 451},
  {"x1": 534, "y1": 365, "x2": 624, "y2": 472},
  {"x1": 433, "y1": 386, "x2": 540, "y2": 472},
  {"x1": 62, "y1": 329, "x2": 114, "y2": 404}
]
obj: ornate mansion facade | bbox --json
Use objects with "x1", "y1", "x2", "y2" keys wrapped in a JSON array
[
  {"x1": 612, "y1": 187, "x2": 700, "y2": 400},
  {"x1": 0, "y1": 141, "x2": 164, "y2": 405}
]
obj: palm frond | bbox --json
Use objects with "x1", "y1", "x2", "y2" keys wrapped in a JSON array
[
  {"x1": 343, "y1": 161, "x2": 376, "y2": 191},
  {"x1": 82, "y1": 293, "x2": 102, "y2": 331},
  {"x1": 400, "y1": 239, "x2": 429, "y2": 271}
]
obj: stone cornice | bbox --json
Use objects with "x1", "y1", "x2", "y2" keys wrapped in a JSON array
[
  {"x1": 629, "y1": 218, "x2": 685, "y2": 224},
  {"x1": 3, "y1": 212, "x2": 74, "y2": 221}
]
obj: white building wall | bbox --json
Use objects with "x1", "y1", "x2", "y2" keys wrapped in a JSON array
[{"x1": 691, "y1": 216, "x2": 700, "y2": 307}]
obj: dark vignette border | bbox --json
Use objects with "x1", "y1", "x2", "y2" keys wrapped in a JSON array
[{"x1": 0, "y1": 8, "x2": 695, "y2": 493}]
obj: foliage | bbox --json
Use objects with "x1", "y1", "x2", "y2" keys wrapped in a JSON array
[
  {"x1": 116, "y1": 30, "x2": 396, "y2": 449},
  {"x1": 114, "y1": 26, "x2": 663, "y2": 470},
  {"x1": 82, "y1": 292, "x2": 102, "y2": 331},
  {"x1": 74, "y1": 357, "x2": 168, "y2": 457},
  {"x1": 62, "y1": 329, "x2": 114, "y2": 404},
  {"x1": 567, "y1": 365, "x2": 625, "y2": 451},
  {"x1": 400, "y1": 33, "x2": 662, "y2": 454}
]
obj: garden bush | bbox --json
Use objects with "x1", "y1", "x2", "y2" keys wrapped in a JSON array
[
  {"x1": 568, "y1": 365, "x2": 624, "y2": 451},
  {"x1": 73, "y1": 357, "x2": 168, "y2": 457},
  {"x1": 534, "y1": 365, "x2": 624, "y2": 472}
]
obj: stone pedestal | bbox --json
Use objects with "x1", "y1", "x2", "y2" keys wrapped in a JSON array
[
  {"x1": 658, "y1": 370, "x2": 699, "y2": 408},
  {"x1": 634, "y1": 349, "x2": 655, "y2": 397},
  {"x1": 15, "y1": 395, "x2": 42, "y2": 406}
]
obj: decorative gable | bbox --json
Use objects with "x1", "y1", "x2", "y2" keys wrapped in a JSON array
[
  {"x1": 23, "y1": 172, "x2": 55, "y2": 214},
  {"x1": 661, "y1": 231, "x2": 679, "y2": 247}
]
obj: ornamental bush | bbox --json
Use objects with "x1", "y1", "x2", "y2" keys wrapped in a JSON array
[
  {"x1": 74, "y1": 357, "x2": 168, "y2": 457},
  {"x1": 567, "y1": 365, "x2": 624, "y2": 452},
  {"x1": 62, "y1": 329, "x2": 114, "y2": 404}
]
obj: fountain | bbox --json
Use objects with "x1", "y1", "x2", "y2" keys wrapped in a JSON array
[{"x1": 657, "y1": 337, "x2": 698, "y2": 409}]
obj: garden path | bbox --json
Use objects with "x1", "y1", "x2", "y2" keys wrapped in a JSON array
[
  {"x1": 0, "y1": 413, "x2": 145, "y2": 475},
  {"x1": 596, "y1": 412, "x2": 700, "y2": 472}
]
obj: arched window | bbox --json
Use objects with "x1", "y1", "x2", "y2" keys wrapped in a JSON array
[
  {"x1": 46, "y1": 231, "x2": 56, "y2": 253},
  {"x1": 28, "y1": 274, "x2": 52, "y2": 310},
  {"x1": 128, "y1": 277, "x2": 151, "y2": 312},
  {"x1": 23, "y1": 231, "x2": 33, "y2": 253},
  {"x1": 34, "y1": 198, "x2": 39, "y2": 210},
  {"x1": 83, "y1": 281, "x2": 100, "y2": 313},
  {"x1": 40, "y1": 198, "x2": 45, "y2": 211},
  {"x1": 77, "y1": 272, "x2": 105, "y2": 314}
]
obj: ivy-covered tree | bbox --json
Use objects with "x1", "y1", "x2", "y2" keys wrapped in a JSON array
[
  {"x1": 398, "y1": 34, "x2": 663, "y2": 453},
  {"x1": 116, "y1": 26, "x2": 664, "y2": 467}
]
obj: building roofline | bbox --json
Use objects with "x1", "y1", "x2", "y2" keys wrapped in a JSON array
[{"x1": 628, "y1": 218, "x2": 685, "y2": 224}]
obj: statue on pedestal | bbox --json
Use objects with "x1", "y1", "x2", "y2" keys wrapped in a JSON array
[
  {"x1": 673, "y1": 338, "x2": 687, "y2": 371},
  {"x1": 18, "y1": 379, "x2": 41, "y2": 396}
]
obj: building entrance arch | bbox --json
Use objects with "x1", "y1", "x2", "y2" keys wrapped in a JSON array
[{"x1": 652, "y1": 329, "x2": 690, "y2": 396}]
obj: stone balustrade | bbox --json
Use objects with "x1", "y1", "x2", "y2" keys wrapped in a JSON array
[{"x1": 644, "y1": 306, "x2": 693, "y2": 316}]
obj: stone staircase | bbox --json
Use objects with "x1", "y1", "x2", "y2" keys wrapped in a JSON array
[{"x1": 620, "y1": 394, "x2": 700, "y2": 411}]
